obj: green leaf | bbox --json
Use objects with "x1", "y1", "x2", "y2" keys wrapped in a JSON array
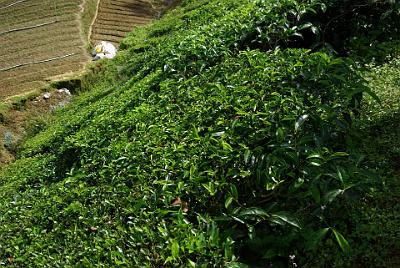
[
  {"x1": 230, "y1": 184, "x2": 238, "y2": 200},
  {"x1": 307, "y1": 153, "x2": 323, "y2": 159},
  {"x1": 336, "y1": 167, "x2": 344, "y2": 182},
  {"x1": 295, "y1": 114, "x2": 309, "y2": 132},
  {"x1": 331, "y1": 228, "x2": 350, "y2": 253},
  {"x1": 276, "y1": 127, "x2": 284, "y2": 141},
  {"x1": 311, "y1": 26, "x2": 319, "y2": 34},
  {"x1": 224, "y1": 237, "x2": 234, "y2": 260},
  {"x1": 293, "y1": 32, "x2": 304, "y2": 39},
  {"x1": 221, "y1": 140, "x2": 233, "y2": 152},
  {"x1": 364, "y1": 87, "x2": 381, "y2": 104},
  {"x1": 164, "y1": 256, "x2": 174, "y2": 264},
  {"x1": 238, "y1": 207, "x2": 269, "y2": 218},
  {"x1": 310, "y1": 184, "x2": 320, "y2": 204},
  {"x1": 190, "y1": 164, "x2": 196, "y2": 180},
  {"x1": 343, "y1": 183, "x2": 356, "y2": 191},
  {"x1": 203, "y1": 182, "x2": 217, "y2": 196},
  {"x1": 266, "y1": 179, "x2": 285, "y2": 190},
  {"x1": 225, "y1": 196, "x2": 234, "y2": 209},
  {"x1": 212, "y1": 131, "x2": 225, "y2": 137},
  {"x1": 309, "y1": 159, "x2": 322, "y2": 166},
  {"x1": 226, "y1": 262, "x2": 250, "y2": 268},
  {"x1": 320, "y1": 3, "x2": 327, "y2": 12},
  {"x1": 171, "y1": 240, "x2": 180, "y2": 258},
  {"x1": 244, "y1": 149, "x2": 251, "y2": 163},
  {"x1": 324, "y1": 189, "x2": 344, "y2": 203},
  {"x1": 188, "y1": 259, "x2": 197, "y2": 267},
  {"x1": 262, "y1": 248, "x2": 284, "y2": 259},
  {"x1": 306, "y1": 228, "x2": 330, "y2": 251},
  {"x1": 270, "y1": 211, "x2": 301, "y2": 229},
  {"x1": 298, "y1": 22, "x2": 313, "y2": 30},
  {"x1": 332, "y1": 152, "x2": 349, "y2": 157}
]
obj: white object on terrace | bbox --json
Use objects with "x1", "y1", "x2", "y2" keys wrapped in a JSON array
[{"x1": 92, "y1": 41, "x2": 117, "y2": 60}]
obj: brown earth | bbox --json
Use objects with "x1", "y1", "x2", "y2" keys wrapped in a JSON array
[
  {"x1": 0, "y1": 0, "x2": 89, "y2": 100},
  {"x1": 90, "y1": 0, "x2": 155, "y2": 47}
]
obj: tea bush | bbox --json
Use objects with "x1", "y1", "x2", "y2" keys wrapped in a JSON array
[{"x1": 0, "y1": 0, "x2": 398, "y2": 266}]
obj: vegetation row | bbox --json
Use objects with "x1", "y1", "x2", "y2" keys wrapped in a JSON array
[{"x1": 0, "y1": 0, "x2": 399, "y2": 266}]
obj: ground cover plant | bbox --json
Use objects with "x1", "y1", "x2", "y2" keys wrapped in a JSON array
[{"x1": 0, "y1": 0, "x2": 399, "y2": 266}]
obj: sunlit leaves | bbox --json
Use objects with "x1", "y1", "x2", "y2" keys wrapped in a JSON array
[
  {"x1": 270, "y1": 212, "x2": 301, "y2": 229},
  {"x1": 295, "y1": 114, "x2": 309, "y2": 132},
  {"x1": 331, "y1": 228, "x2": 351, "y2": 254},
  {"x1": 324, "y1": 189, "x2": 344, "y2": 203}
]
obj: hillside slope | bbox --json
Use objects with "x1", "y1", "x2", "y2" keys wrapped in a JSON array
[{"x1": 0, "y1": 0, "x2": 399, "y2": 266}]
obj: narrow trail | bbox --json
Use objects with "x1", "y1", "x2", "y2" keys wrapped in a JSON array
[{"x1": 87, "y1": 0, "x2": 101, "y2": 43}]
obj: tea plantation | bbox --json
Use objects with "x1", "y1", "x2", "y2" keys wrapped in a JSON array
[{"x1": 0, "y1": 0, "x2": 399, "y2": 266}]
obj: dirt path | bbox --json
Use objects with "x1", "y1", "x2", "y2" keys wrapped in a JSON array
[{"x1": 87, "y1": 0, "x2": 101, "y2": 42}]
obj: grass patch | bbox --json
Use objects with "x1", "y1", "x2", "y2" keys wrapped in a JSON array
[
  {"x1": 302, "y1": 55, "x2": 400, "y2": 267},
  {"x1": 0, "y1": 103, "x2": 12, "y2": 123},
  {"x1": 7, "y1": 90, "x2": 41, "y2": 110},
  {"x1": 80, "y1": 0, "x2": 99, "y2": 43},
  {"x1": 50, "y1": 77, "x2": 83, "y2": 94}
]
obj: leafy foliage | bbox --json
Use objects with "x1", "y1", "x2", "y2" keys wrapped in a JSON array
[{"x1": 0, "y1": 0, "x2": 398, "y2": 266}]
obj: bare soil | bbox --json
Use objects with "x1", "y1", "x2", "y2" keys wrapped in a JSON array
[{"x1": 90, "y1": 0, "x2": 155, "y2": 46}]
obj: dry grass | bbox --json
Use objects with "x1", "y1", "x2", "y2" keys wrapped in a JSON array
[
  {"x1": 0, "y1": 88, "x2": 73, "y2": 164},
  {"x1": 90, "y1": 0, "x2": 155, "y2": 47}
]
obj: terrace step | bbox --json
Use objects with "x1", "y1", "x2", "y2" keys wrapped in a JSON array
[
  {"x1": 90, "y1": 0, "x2": 155, "y2": 46},
  {"x1": 95, "y1": 12, "x2": 152, "y2": 23},
  {"x1": 0, "y1": 0, "x2": 89, "y2": 99},
  {"x1": 92, "y1": 23, "x2": 134, "y2": 32}
]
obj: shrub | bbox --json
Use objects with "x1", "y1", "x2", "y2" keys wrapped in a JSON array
[{"x1": 0, "y1": 0, "x2": 389, "y2": 266}]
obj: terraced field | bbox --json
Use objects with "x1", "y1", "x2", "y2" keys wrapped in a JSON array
[
  {"x1": 0, "y1": 0, "x2": 89, "y2": 100},
  {"x1": 90, "y1": 0, "x2": 154, "y2": 46},
  {"x1": 0, "y1": 0, "x2": 166, "y2": 101}
]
